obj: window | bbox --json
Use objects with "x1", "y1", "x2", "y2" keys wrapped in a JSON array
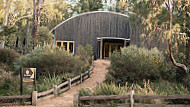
[
  {"x1": 63, "y1": 42, "x2": 67, "y2": 50},
  {"x1": 57, "y1": 42, "x2": 61, "y2": 47},
  {"x1": 56, "y1": 41, "x2": 75, "y2": 54}
]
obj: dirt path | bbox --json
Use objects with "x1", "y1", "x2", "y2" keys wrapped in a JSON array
[{"x1": 35, "y1": 59, "x2": 110, "y2": 107}]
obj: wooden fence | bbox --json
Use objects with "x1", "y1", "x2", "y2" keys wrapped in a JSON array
[
  {"x1": 0, "y1": 62, "x2": 94, "y2": 106},
  {"x1": 74, "y1": 90, "x2": 190, "y2": 107}
]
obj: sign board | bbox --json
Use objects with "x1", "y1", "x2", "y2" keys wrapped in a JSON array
[
  {"x1": 22, "y1": 68, "x2": 36, "y2": 82},
  {"x1": 20, "y1": 68, "x2": 37, "y2": 95}
]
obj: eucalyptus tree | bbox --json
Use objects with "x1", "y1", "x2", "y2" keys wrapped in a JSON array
[
  {"x1": 77, "y1": 0, "x2": 103, "y2": 13},
  {"x1": 127, "y1": 0, "x2": 189, "y2": 68}
]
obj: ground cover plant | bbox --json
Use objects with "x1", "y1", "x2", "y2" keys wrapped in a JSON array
[
  {"x1": 0, "y1": 44, "x2": 93, "y2": 97},
  {"x1": 79, "y1": 81, "x2": 190, "y2": 105}
]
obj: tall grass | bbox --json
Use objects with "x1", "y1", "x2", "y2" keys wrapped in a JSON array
[
  {"x1": 79, "y1": 80, "x2": 189, "y2": 105},
  {"x1": 37, "y1": 73, "x2": 62, "y2": 92}
]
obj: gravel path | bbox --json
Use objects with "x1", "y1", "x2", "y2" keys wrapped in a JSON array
[{"x1": 34, "y1": 59, "x2": 110, "y2": 107}]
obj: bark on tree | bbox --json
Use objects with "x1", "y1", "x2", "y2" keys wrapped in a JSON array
[
  {"x1": 32, "y1": 0, "x2": 42, "y2": 47},
  {"x1": 3, "y1": 0, "x2": 12, "y2": 26},
  {"x1": 188, "y1": 38, "x2": 190, "y2": 64},
  {"x1": 167, "y1": 0, "x2": 188, "y2": 72},
  {"x1": 25, "y1": 0, "x2": 31, "y2": 47},
  {"x1": 169, "y1": 43, "x2": 188, "y2": 73},
  {"x1": 4, "y1": 0, "x2": 8, "y2": 26}
]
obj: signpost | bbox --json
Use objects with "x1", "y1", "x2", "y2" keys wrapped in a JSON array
[{"x1": 20, "y1": 68, "x2": 36, "y2": 95}]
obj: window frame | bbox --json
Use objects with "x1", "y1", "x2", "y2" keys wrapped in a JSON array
[{"x1": 56, "y1": 41, "x2": 75, "y2": 54}]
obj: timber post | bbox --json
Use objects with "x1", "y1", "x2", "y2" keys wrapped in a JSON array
[
  {"x1": 124, "y1": 40, "x2": 127, "y2": 47},
  {"x1": 80, "y1": 74, "x2": 83, "y2": 83},
  {"x1": 88, "y1": 70, "x2": 90, "y2": 78},
  {"x1": 73, "y1": 94, "x2": 79, "y2": 107},
  {"x1": 32, "y1": 91, "x2": 37, "y2": 106},
  {"x1": 53, "y1": 85, "x2": 58, "y2": 97},
  {"x1": 68, "y1": 78, "x2": 71, "y2": 89},
  {"x1": 130, "y1": 90, "x2": 134, "y2": 107},
  {"x1": 100, "y1": 38, "x2": 103, "y2": 59}
]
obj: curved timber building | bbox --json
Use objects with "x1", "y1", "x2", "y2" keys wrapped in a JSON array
[{"x1": 51, "y1": 11, "x2": 165, "y2": 59}]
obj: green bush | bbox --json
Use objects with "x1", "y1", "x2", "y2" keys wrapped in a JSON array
[
  {"x1": 38, "y1": 26, "x2": 54, "y2": 45},
  {"x1": 163, "y1": 51, "x2": 190, "y2": 88},
  {"x1": 37, "y1": 73, "x2": 62, "y2": 92},
  {"x1": 77, "y1": 44, "x2": 93, "y2": 65},
  {"x1": 13, "y1": 45, "x2": 87, "y2": 79},
  {"x1": 106, "y1": 45, "x2": 175, "y2": 85},
  {"x1": 79, "y1": 83, "x2": 127, "y2": 105},
  {"x1": 0, "y1": 48, "x2": 20, "y2": 65},
  {"x1": 0, "y1": 76, "x2": 20, "y2": 96},
  {"x1": 171, "y1": 52, "x2": 189, "y2": 83}
]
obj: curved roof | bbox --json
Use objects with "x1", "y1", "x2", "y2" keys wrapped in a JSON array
[{"x1": 50, "y1": 11, "x2": 129, "y2": 32}]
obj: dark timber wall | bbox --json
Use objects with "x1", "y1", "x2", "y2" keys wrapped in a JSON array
[
  {"x1": 51, "y1": 11, "x2": 130, "y2": 58},
  {"x1": 130, "y1": 25, "x2": 167, "y2": 50},
  {"x1": 51, "y1": 11, "x2": 166, "y2": 58}
]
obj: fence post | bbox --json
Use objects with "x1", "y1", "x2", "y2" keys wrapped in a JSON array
[
  {"x1": 88, "y1": 70, "x2": 90, "y2": 78},
  {"x1": 80, "y1": 74, "x2": 83, "y2": 83},
  {"x1": 32, "y1": 91, "x2": 37, "y2": 106},
  {"x1": 130, "y1": 90, "x2": 134, "y2": 107},
  {"x1": 92, "y1": 61, "x2": 94, "y2": 67},
  {"x1": 73, "y1": 94, "x2": 79, "y2": 107},
  {"x1": 53, "y1": 85, "x2": 58, "y2": 97},
  {"x1": 68, "y1": 78, "x2": 71, "y2": 89}
]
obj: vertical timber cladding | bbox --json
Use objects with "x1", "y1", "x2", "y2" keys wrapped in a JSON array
[
  {"x1": 53, "y1": 11, "x2": 130, "y2": 58},
  {"x1": 130, "y1": 23, "x2": 167, "y2": 50}
]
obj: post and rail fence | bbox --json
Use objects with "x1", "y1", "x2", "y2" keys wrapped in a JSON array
[
  {"x1": 0, "y1": 61, "x2": 94, "y2": 106},
  {"x1": 74, "y1": 90, "x2": 190, "y2": 107}
]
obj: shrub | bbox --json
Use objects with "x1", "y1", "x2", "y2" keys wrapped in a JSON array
[
  {"x1": 0, "y1": 48, "x2": 20, "y2": 65},
  {"x1": 79, "y1": 81, "x2": 189, "y2": 105},
  {"x1": 13, "y1": 45, "x2": 87, "y2": 79},
  {"x1": 79, "y1": 83, "x2": 127, "y2": 105},
  {"x1": 37, "y1": 73, "x2": 62, "y2": 92},
  {"x1": 38, "y1": 26, "x2": 54, "y2": 45},
  {"x1": 77, "y1": 44, "x2": 93, "y2": 65},
  {"x1": 0, "y1": 70, "x2": 20, "y2": 96},
  {"x1": 106, "y1": 45, "x2": 175, "y2": 85}
]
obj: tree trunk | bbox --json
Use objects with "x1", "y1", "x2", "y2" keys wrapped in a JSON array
[
  {"x1": 32, "y1": 0, "x2": 41, "y2": 47},
  {"x1": 169, "y1": 43, "x2": 188, "y2": 73},
  {"x1": 167, "y1": 0, "x2": 188, "y2": 72},
  {"x1": 3, "y1": 0, "x2": 12, "y2": 26},
  {"x1": 25, "y1": 0, "x2": 31, "y2": 48},
  {"x1": 16, "y1": 36, "x2": 19, "y2": 48},
  {"x1": 188, "y1": 38, "x2": 190, "y2": 64},
  {"x1": 4, "y1": 0, "x2": 8, "y2": 26},
  {"x1": 0, "y1": 40, "x2": 5, "y2": 48}
]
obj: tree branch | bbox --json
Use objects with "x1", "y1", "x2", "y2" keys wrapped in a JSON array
[
  {"x1": 40, "y1": 1, "x2": 64, "y2": 6},
  {"x1": 165, "y1": 2, "x2": 169, "y2": 9},
  {"x1": 9, "y1": 14, "x2": 33, "y2": 28},
  {"x1": 169, "y1": 43, "x2": 188, "y2": 73}
]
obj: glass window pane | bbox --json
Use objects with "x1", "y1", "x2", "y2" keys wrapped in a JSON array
[
  {"x1": 111, "y1": 45, "x2": 117, "y2": 53},
  {"x1": 63, "y1": 42, "x2": 67, "y2": 50},
  {"x1": 57, "y1": 42, "x2": 61, "y2": 47},
  {"x1": 105, "y1": 43, "x2": 109, "y2": 57},
  {"x1": 69, "y1": 42, "x2": 74, "y2": 53}
]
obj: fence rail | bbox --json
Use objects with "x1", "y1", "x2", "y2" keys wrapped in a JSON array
[
  {"x1": 0, "y1": 61, "x2": 94, "y2": 106},
  {"x1": 0, "y1": 95, "x2": 31, "y2": 100},
  {"x1": 134, "y1": 95, "x2": 190, "y2": 100},
  {"x1": 74, "y1": 90, "x2": 190, "y2": 107}
]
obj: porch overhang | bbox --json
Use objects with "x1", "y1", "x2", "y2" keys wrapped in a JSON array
[
  {"x1": 97, "y1": 37, "x2": 130, "y2": 59},
  {"x1": 97, "y1": 37, "x2": 130, "y2": 41}
]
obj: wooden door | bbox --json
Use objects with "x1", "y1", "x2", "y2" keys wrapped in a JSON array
[{"x1": 104, "y1": 43, "x2": 123, "y2": 58}]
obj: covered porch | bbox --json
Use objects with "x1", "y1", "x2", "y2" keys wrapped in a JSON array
[{"x1": 97, "y1": 37, "x2": 130, "y2": 59}]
